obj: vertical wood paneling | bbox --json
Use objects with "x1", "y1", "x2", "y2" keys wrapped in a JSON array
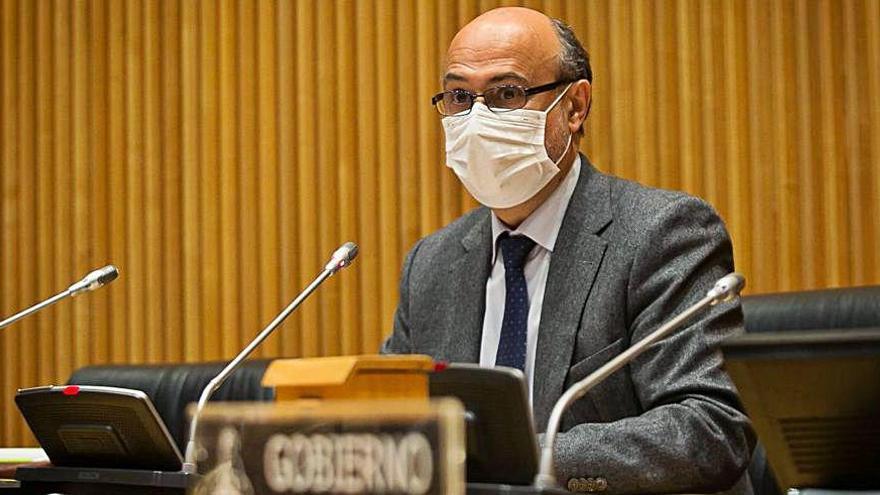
[
  {"x1": 160, "y1": 0, "x2": 184, "y2": 362},
  {"x1": 608, "y1": 0, "x2": 634, "y2": 179},
  {"x1": 144, "y1": 0, "x2": 164, "y2": 362},
  {"x1": 125, "y1": 0, "x2": 146, "y2": 363},
  {"x1": 416, "y1": 0, "x2": 439, "y2": 235},
  {"x1": 257, "y1": 0, "x2": 281, "y2": 357},
  {"x1": 16, "y1": 2, "x2": 36, "y2": 443},
  {"x1": 180, "y1": 0, "x2": 202, "y2": 360},
  {"x1": 654, "y1": 1, "x2": 681, "y2": 191},
  {"x1": 334, "y1": 0, "x2": 359, "y2": 355},
  {"x1": 294, "y1": 0, "x2": 318, "y2": 357},
  {"x1": 632, "y1": 0, "x2": 657, "y2": 187},
  {"x1": 793, "y1": 0, "x2": 820, "y2": 289},
  {"x1": 35, "y1": 0, "x2": 56, "y2": 385},
  {"x1": 1, "y1": 0, "x2": 20, "y2": 445},
  {"x1": 316, "y1": 0, "x2": 339, "y2": 356},
  {"x1": 2, "y1": 0, "x2": 880, "y2": 446},
  {"x1": 676, "y1": 0, "x2": 700, "y2": 194},
  {"x1": 354, "y1": 0, "x2": 380, "y2": 353},
  {"x1": 377, "y1": 0, "x2": 401, "y2": 350},
  {"x1": 218, "y1": 0, "x2": 239, "y2": 358},
  {"x1": 841, "y1": 0, "x2": 870, "y2": 286},
  {"x1": 238, "y1": 0, "x2": 260, "y2": 355},
  {"x1": 817, "y1": 0, "x2": 848, "y2": 288},
  {"x1": 746, "y1": 0, "x2": 775, "y2": 293},
  {"x1": 71, "y1": 0, "x2": 90, "y2": 367},
  {"x1": 722, "y1": 0, "x2": 753, "y2": 288},
  {"x1": 396, "y1": 0, "x2": 419, "y2": 251},
  {"x1": 276, "y1": 0, "x2": 299, "y2": 357},
  {"x1": 107, "y1": 0, "x2": 128, "y2": 364},
  {"x1": 52, "y1": 0, "x2": 73, "y2": 384},
  {"x1": 199, "y1": 0, "x2": 221, "y2": 361},
  {"x1": 88, "y1": 0, "x2": 111, "y2": 363},
  {"x1": 770, "y1": 0, "x2": 797, "y2": 291}
]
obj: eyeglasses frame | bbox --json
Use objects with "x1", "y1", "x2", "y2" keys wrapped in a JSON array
[{"x1": 431, "y1": 79, "x2": 573, "y2": 116}]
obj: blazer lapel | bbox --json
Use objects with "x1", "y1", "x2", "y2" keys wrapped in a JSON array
[
  {"x1": 442, "y1": 211, "x2": 493, "y2": 363},
  {"x1": 533, "y1": 156, "x2": 613, "y2": 431}
]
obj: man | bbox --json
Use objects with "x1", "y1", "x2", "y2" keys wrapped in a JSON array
[{"x1": 382, "y1": 7, "x2": 755, "y2": 494}]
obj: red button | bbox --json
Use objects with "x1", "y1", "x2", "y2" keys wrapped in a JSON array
[{"x1": 62, "y1": 386, "x2": 80, "y2": 396}]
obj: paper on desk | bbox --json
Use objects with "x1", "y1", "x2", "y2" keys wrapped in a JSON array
[{"x1": 0, "y1": 448, "x2": 48, "y2": 464}]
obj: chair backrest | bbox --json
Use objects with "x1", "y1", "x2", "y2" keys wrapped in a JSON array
[
  {"x1": 742, "y1": 285, "x2": 880, "y2": 333},
  {"x1": 68, "y1": 359, "x2": 275, "y2": 450}
]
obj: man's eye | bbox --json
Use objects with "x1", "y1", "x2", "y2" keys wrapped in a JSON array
[
  {"x1": 451, "y1": 91, "x2": 472, "y2": 104},
  {"x1": 498, "y1": 87, "x2": 518, "y2": 100}
]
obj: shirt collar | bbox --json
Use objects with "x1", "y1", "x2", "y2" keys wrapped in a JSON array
[{"x1": 490, "y1": 154, "x2": 582, "y2": 263}]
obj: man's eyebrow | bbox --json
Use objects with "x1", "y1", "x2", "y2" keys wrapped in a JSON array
[
  {"x1": 443, "y1": 72, "x2": 467, "y2": 83},
  {"x1": 487, "y1": 72, "x2": 529, "y2": 85},
  {"x1": 441, "y1": 71, "x2": 530, "y2": 86}
]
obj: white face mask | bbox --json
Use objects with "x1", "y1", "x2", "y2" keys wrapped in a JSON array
[{"x1": 442, "y1": 84, "x2": 573, "y2": 209}]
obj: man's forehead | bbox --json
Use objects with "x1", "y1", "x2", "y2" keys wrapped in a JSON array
[
  {"x1": 444, "y1": 8, "x2": 560, "y2": 86},
  {"x1": 445, "y1": 68, "x2": 529, "y2": 86},
  {"x1": 444, "y1": 56, "x2": 534, "y2": 85}
]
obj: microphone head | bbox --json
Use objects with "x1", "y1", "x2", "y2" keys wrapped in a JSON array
[
  {"x1": 95, "y1": 265, "x2": 120, "y2": 286},
  {"x1": 708, "y1": 272, "x2": 745, "y2": 304},
  {"x1": 69, "y1": 265, "x2": 120, "y2": 295},
  {"x1": 325, "y1": 242, "x2": 359, "y2": 273}
]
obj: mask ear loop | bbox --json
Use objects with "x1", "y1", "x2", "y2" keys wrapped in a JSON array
[
  {"x1": 547, "y1": 83, "x2": 575, "y2": 165},
  {"x1": 552, "y1": 131, "x2": 573, "y2": 166},
  {"x1": 544, "y1": 83, "x2": 574, "y2": 114}
]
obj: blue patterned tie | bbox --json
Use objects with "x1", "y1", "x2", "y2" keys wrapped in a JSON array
[{"x1": 495, "y1": 233, "x2": 536, "y2": 371}]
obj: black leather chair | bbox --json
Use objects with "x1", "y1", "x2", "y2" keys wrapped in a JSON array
[
  {"x1": 740, "y1": 285, "x2": 880, "y2": 495},
  {"x1": 67, "y1": 359, "x2": 275, "y2": 450}
]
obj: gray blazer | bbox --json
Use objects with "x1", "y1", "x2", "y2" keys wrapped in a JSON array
[{"x1": 382, "y1": 156, "x2": 755, "y2": 494}]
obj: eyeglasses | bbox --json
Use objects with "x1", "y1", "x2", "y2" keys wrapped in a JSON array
[{"x1": 431, "y1": 80, "x2": 571, "y2": 116}]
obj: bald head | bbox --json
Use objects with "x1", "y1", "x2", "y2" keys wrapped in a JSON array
[
  {"x1": 438, "y1": 7, "x2": 594, "y2": 225},
  {"x1": 445, "y1": 7, "x2": 563, "y2": 93}
]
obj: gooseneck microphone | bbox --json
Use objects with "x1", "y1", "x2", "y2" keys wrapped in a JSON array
[
  {"x1": 324, "y1": 242, "x2": 359, "y2": 273},
  {"x1": 182, "y1": 241, "x2": 359, "y2": 475},
  {"x1": 533, "y1": 272, "x2": 746, "y2": 490},
  {"x1": 0, "y1": 265, "x2": 120, "y2": 331}
]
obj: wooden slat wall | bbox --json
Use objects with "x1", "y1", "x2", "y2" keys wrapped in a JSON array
[{"x1": 1, "y1": 0, "x2": 879, "y2": 446}]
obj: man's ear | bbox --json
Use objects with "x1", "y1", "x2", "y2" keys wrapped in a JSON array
[{"x1": 568, "y1": 79, "x2": 591, "y2": 133}]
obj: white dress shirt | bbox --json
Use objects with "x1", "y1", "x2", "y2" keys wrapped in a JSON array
[{"x1": 479, "y1": 156, "x2": 582, "y2": 403}]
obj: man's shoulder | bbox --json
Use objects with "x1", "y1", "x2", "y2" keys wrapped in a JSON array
[
  {"x1": 403, "y1": 206, "x2": 489, "y2": 268},
  {"x1": 602, "y1": 171, "x2": 723, "y2": 232},
  {"x1": 419, "y1": 205, "x2": 488, "y2": 249}
]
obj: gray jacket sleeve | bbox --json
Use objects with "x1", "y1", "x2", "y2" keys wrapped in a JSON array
[
  {"x1": 550, "y1": 197, "x2": 755, "y2": 494},
  {"x1": 380, "y1": 238, "x2": 423, "y2": 354}
]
